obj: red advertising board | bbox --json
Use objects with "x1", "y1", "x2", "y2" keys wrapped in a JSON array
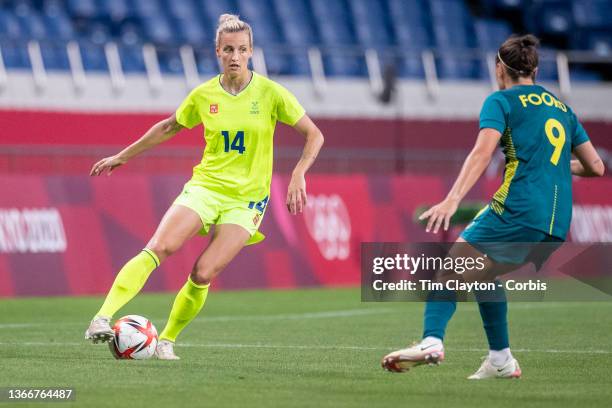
[{"x1": 0, "y1": 174, "x2": 609, "y2": 297}]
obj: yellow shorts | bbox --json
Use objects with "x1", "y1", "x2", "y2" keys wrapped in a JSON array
[{"x1": 173, "y1": 181, "x2": 268, "y2": 246}]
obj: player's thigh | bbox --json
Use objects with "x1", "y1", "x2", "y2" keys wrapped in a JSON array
[
  {"x1": 191, "y1": 223, "x2": 250, "y2": 283},
  {"x1": 443, "y1": 237, "x2": 519, "y2": 283},
  {"x1": 146, "y1": 204, "x2": 203, "y2": 261}
]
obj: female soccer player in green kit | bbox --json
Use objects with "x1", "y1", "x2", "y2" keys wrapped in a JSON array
[
  {"x1": 85, "y1": 14, "x2": 324, "y2": 360},
  {"x1": 382, "y1": 35, "x2": 604, "y2": 378}
]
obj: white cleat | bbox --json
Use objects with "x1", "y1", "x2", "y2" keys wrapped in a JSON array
[
  {"x1": 84, "y1": 316, "x2": 114, "y2": 344},
  {"x1": 381, "y1": 340, "x2": 445, "y2": 373},
  {"x1": 155, "y1": 339, "x2": 180, "y2": 360},
  {"x1": 468, "y1": 357, "x2": 522, "y2": 379}
]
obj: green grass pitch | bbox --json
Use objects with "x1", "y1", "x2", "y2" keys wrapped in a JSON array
[{"x1": 1, "y1": 288, "x2": 611, "y2": 408}]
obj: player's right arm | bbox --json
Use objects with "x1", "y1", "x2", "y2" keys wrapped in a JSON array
[
  {"x1": 571, "y1": 141, "x2": 605, "y2": 177},
  {"x1": 90, "y1": 114, "x2": 184, "y2": 176}
]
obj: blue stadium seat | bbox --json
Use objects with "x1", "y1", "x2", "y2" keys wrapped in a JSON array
[
  {"x1": 67, "y1": 0, "x2": 100, "y2": 19},
  {"x1": 141, "y1": 14, "x2": 174, "y2": 45},
  {"x1": 0, "y1": 9, "x2": 23, "y2": 39},
  {"x1": 197, "y1": 0, "x2": 240, "y2": 29},
  {"x1": 40, "y1": 40, "x2": 70, "y2": 70},
  {"x1": 44, "y1": 11, "x2": 76, "y2": 41},
  {"x1": 525, "y1": 1, "x2": 574, "y2": 37},
  {"x1": 348, "y1": 0, "x2": 394, "y2": 47},
  {"x1": 474, "y1": 19, "x2": 512, "y2": 50},
  {"x1": 118, "y1": 21, "x2": 143, "y2": 46},
  {"x1": 535, "y1": 48, "x2": 558, "y2": 81},
  {"x1": 388, "y1": 0, "x2": 432, "y2": 47},
  {"x1": 429, "y1": 0, "x2": 479, "y2": 78},
  {"x1": 164, "y1": 0, "x2": 197, "y2": 20},
  {"x1": 310, "y1": 0, "x2": 366, "y2": 76},
  {"x1": 480, "y1": 0, "x2": 525, "y2": 14},
  {"x1": 97, "y1": 0, "x2": 135, "y2": 21},
  {"x1": 17, "y1": 12, "x2": 48, "y2": 40},
  {"x1": 157, "y1": 46, "x2": 183, "y2": 74},
  {"x1": 272, "y1": 0, "x2": 318, "y2": 45},
  {"x1": 118, "y1": 42, "x2": 145, "y2": 72},
  {"x1": 131, "y1": 0, "x2": 163, "y2": 19},
  {"x1": 271, "y1": 0, "x2": 317, "y2": 75},
  {"x1": 84, "y1": 22, "x2": 112, "y2": 45},
  {"x1": 572, "y1": 0, "x2": 612, "y2": 29},
  {"x1": 387, "y1": 0, "x2": 432, "y2": 78},
  {"x1": 194, "y1": 48, "x2": 219, "y2": 76},
  {"x1": 584, "y1": 31, "x2": 612, "y2": 56},
  {"x1": 175, "y1": 13, "x2": 211, "y2": 46},
  {"x1": 0, "y1": 39, "x2": 30, "y2": 69},
  {"x1": 474, "y1": 19, "x2": 512, "y2": 79},
  {"x1": 79, "y1": 40, "x2": 108, "y2": 71}
]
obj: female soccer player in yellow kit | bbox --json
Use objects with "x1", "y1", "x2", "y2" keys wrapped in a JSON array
[{"x1": 85, "y1": 14, "x2": 324, "y2": 360}]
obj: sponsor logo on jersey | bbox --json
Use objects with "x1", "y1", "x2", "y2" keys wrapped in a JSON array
[
  {"x1": 250, "y1": 101, "x2": 259, "y2": 114},
  {"x1": 210, "y1": 104, "x2": 219, "y2": 114}
]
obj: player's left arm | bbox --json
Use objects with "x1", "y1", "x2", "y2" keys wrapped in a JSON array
[
  {"x1": 286, "y1": 115, "x2": 324, "y2": 215},
  {"x1": 419, "y1": 128, "x2": 501, "y2": 233},
  {"x1": 571, "y1": 141, "x2": 605, "y2": 177}
]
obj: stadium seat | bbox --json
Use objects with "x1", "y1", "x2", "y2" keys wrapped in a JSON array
[
  {"x1": 348, "y1": 0, "x2": 394, "y2": 47},
  {"x1": 79, "y1": 40, "x2": 108, "y2": 71},
  {"x1": 43, "y1": 10, "x2": 76, "y2": 41},
  {"x1": 175, "y1": 13, "x2": 211, "y2": 46},
  {"x1": 271, "y1": 0, "x2": 317, "y2": 75},
  {"x1": 17, "y1": 11, "x2": 48, "y2": 41},
  {"x1": 572, "y1": 0, "x2": 612, "y2": 29},
  {"x1": 131, "y1": 0, "x2": 164, "y2": 19},
  {"x1": 474, "y1": 19, "x2": 512, "y2": 79},
  {"x1": 141, "y1": 14, "x2": 175, "y2": 45},
  {"x1": 429, "y1": 0, "x2": 479, "y2": 78},
  {"x1": 194, "y1": 48, "x2": 219, "y2": 76},
  {"x1": 0, "y1": 9, "x2": 23, "y2": 39},
  {"x1": 157, "y1": 46, "x2": 184, "y2": 74},
  {"x1": 535, "y1": 48, "x2": 558, "y2": 81},
  {"x1": 197, "y1": 0, "x2": 241, "y2": 29},
  {"x1": 525, "y1": 1, "x2": 574, "y2": 37},
  {"x1": 118, "y1": 42, "x2": 145, "y2": 72},
  {"x1": 98, "y1": 0, "x2": 134, "y2": 22},
  {"x1": 0, "y1": 39, "x2": 30, "y2": 69},
  {"x1": 310, "y1": 0, "x2": 366, "y2": 76},
  {"x1": 40, "y1": 40, "x2": 70, "y2": 71},
  {"x1": 67, "y1": 0, "x2": 100, "y2": 19}
]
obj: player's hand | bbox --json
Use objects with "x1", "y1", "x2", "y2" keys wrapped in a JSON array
[
  {"x1": 418, "y1": 198, "x2": 459, "y2": 234},
  {"x1": 286, "y1": 173, "x2": 307, "y2": 215},
  {"x1": 90, "y1": 155, "x2": 127, "y2": 176}
]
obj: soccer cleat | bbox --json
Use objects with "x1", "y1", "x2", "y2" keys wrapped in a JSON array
[
  {"x1": 155, "y1": 339, "x2": 180, "y2": 360},
  {"x1": 381, "y1": 340, "x2": 445, "y2": 373},
  {"x1": 84, "y1": 316, "x2": 114, "y2": 344},
  {"x1": 467, "y1": 356, "x2": 522, "y2": 379}
]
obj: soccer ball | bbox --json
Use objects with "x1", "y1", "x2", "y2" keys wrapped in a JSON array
[{"x1": 108, "y1": 315, "x2": 158, "y2": 360}]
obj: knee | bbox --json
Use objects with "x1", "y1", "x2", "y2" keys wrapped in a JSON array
[
  {"x1": 190, "y1": 262, "x2": 225, "y2": 286},
  {"x1": 146, "y1": 239, "x2": 179, "y2": 261}
]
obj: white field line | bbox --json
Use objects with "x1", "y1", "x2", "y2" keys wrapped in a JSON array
[
  {"x1": 0, "y1": 341, "x2": 610, "y2": 355},
  {"x1": 0, "y1": 308, "x2": 392, "y2": 329}
]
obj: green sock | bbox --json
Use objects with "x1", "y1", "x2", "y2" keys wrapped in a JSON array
[
  {"x1": 159, "y1": 277, "x2": 209, "y2": 343},
  {"x1": 96, "y1": 249, "x2": 160, "y2": 318}
]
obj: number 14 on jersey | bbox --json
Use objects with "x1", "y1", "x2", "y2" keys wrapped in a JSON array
[{"x1": 222, "y1": 131, "x2": 246, "y2": 154}]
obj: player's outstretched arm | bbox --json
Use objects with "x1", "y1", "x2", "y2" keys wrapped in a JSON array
[
  {"x1": 419, "y1": 128, "x2": 501, "y2": 233},
  {"x1": 286, "y1": 115, "x2": 324, "y2": 215},
  {"x1": 90, "y1": 114, "x2": 184, "y2": 176},
  {"x1": 571, "y1": 141, "x2": 605, "y2": 177}
]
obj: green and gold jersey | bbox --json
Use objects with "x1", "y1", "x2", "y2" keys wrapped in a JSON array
[
  {"x1": 175, "y1": 72, "x2": 305, "y2": 201},
  {"x1": 479, "y1": 84, "x2": 590, "y2": 239}
]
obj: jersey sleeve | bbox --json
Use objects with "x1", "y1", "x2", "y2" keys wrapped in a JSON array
[
  {"x1": 571, "y1": 112, "x2": 590, "y2": 149},
  {"x1": 274, "y1": 83, "x2": 305, "y2": 126},
  {"x1": 479, "y1": 92, "x2": 509, "y2": 134},
  {"x1": 175, "y1": 87, "x2": 203, "y2": 129}
]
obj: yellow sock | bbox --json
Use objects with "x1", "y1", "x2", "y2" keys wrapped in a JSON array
[
  {"x1": 96, "y1": 248, "x2": 160, "y2": 318},
  {"x1": 159, "y1": 277, "x2": 209, "y2": 342}
]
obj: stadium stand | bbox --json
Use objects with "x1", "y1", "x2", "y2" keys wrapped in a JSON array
[{"x1": 0, "y1": 0, "x2": 610, "y2": 80}]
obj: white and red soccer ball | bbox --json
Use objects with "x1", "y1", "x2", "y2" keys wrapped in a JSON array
[{"x1": 109, "y1": 315, "x2": 158, "y2": 360}]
